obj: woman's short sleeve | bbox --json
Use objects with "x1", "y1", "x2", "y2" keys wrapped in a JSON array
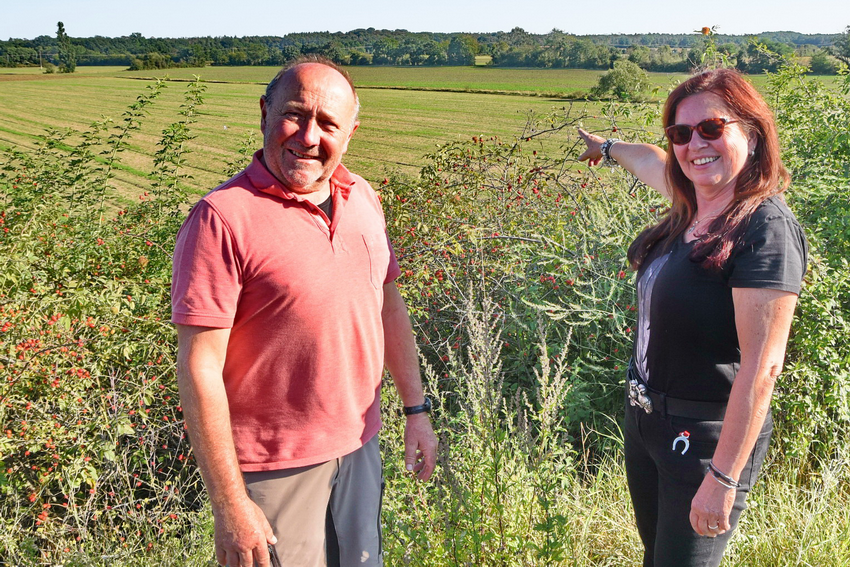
[{"x1": 727, "y1": 202, "x2": 808, "y2": 294}]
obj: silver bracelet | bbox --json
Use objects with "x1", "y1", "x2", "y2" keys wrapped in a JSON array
[
  {"x1": 600, "y1": 138, "x2": 621, "y2": 166},
  {"x1": 707, "y1": 460, "x2": 741, "y2": 489},
  {"x1": 708, "y1": 471, "x2": 737, "y2": 489}
]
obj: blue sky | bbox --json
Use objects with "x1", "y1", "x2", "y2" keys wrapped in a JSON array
[{"x1": 2, "y1": 0, "x2": 848, "y2": 40}]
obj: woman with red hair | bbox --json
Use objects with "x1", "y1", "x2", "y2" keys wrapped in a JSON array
[{"x1": 578, "y1": 68, "x2": 807, "y2": 566}]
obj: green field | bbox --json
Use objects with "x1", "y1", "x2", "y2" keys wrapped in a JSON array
[
  {"x1": 1, "y1": 66, "x2": 647, "y2": 198},
  {"x1": 5, "y1": 63, "x2": 806, "y2": 201},
  {"x1": 115, "y1": 65, "x2": 685, "y2": 97},
  {"x1": 15, "y1": 64, "x2": 684, "y2": 96}
]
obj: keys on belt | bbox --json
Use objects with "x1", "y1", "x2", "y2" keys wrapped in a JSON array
[
  {"x1": 627, "y1": 374, "x2": 728, "y2": 420},
  {"x1": 628, "y1": 378, "x2": 653, "y2": 414}
]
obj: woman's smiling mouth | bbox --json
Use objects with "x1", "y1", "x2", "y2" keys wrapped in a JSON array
[{"x1": 693, "y1": 156, "x2": 719, "y2": 166}]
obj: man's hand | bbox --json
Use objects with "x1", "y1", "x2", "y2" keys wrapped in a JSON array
[
  {"x1": 403, "y1": 413, "x2": 438, "y2": 480},
  {"x1": 382, "y1": 281, "x2": 439, "y2": 481},
  {"x1": 214, "y1": 496, "x2": 277, "y2": 567}
]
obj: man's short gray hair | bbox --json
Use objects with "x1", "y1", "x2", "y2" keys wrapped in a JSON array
[{"x1": 263, "y1": 55, "x2": 360, "y2": 126}]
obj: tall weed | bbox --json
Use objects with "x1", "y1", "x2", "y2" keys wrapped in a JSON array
[{"x1": 380, "y1": 293, "x2": 642, "y2": 566}]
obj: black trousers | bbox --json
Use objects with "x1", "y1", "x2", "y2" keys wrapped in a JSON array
[{"x1": 623, "y1": 398, "x2": 772, "y2": 567}]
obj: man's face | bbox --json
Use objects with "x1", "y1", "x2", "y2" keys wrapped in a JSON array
[{"x1": 260, "y1": 63, "x2": 359, "y2": 195}]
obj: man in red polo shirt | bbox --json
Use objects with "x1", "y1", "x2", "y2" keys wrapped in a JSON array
[{"x1": 172, "y1": 57, "x2": 437, "y2": 567}]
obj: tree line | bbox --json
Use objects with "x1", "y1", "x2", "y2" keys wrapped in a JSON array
[{"x1": 2, "y1": 25, "x2": 848, "y2": 74}]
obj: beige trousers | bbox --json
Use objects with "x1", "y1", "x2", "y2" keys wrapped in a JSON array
[{"x1": 244, "y1": 435, "x2": 383, "y2": 567}]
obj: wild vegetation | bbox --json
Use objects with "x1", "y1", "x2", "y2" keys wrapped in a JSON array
[{"x1": 0, "y1": 53, "x2": 849, "y2": 565}]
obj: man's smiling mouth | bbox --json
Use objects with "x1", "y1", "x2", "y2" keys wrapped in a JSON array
[{"x1": 289, "y1": 149, "x2": 320, "y2": 160}]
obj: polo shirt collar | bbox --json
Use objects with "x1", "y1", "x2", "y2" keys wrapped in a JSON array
[{"x1": 248, "y1": 150, "x2": 355, "y2": 203}]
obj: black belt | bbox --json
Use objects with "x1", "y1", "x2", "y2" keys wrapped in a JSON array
[{"x1": 627, "y1": 363, "x2": 727, "y2": 421}]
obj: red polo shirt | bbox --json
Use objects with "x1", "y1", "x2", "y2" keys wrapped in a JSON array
[{"x1": 171, "y1": 151, "x2": 400, "y2": 471}]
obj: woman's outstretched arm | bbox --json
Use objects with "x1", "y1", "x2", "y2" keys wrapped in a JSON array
[{"x1": 577, "y1": 128, "x2": 672, "y2": 201}]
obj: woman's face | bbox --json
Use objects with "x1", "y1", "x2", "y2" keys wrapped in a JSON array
[{"x1": 672, "y1": 92, "x2": 756, "y2": 199}]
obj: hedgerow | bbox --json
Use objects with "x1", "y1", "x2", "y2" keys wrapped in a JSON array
[
  {"x1": 0, "y1": 60, "x2": 848, "y2": 565},
  {"x1": 0, "y1": 80, "x2": 210, "y2": 564}
]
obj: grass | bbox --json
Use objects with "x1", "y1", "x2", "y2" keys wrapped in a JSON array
[
  {"x1": 71, "y1": 445, "x2": 847, "y2": 566},
  {"x1": 114, "y1": 65, "x2": 688, "y2": 97},
  {"x1": 9, "y1": 64, "x2": 815, "y2": 201},
  {"x1": 724, "y1": 455, "x2": 850, "y2": 566},
  {"x1": 0, "y1": 68, "x2": 628, "y2": 197},
  {"x1": 0, "y1": 65, "x2": 128, "y2": 77}
]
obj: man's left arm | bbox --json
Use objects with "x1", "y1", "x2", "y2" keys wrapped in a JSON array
[{"x1": 382, "y1": 281, "x2": 438, "y2": 480}]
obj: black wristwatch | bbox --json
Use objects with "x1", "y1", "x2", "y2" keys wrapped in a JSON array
[{"x1": 403, "y1": 397, "x2": 432, "y2": 416}]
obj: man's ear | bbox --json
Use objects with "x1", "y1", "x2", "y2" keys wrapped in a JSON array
[
  {"x1": 341, "y1": 121, "x2": 360, "y2": 155},
  {"x1": 259, "y1": 96, "x2": 268, "y2": 134}
]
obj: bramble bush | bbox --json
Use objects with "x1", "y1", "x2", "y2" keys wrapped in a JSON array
[
  {"x1": 762, "y1": 59, "x2": 850, "y2": 467},
  {"x1": 379, "y1": 103, "x2": 665, "y2": 439},
  {"x1": 0, "y1": 79, "x2": 213, "y2": 564},
  {"x1": 1, "y1": 56, "x2": 849, "y2": 565}
]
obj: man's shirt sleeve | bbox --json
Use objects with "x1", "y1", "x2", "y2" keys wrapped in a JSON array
[{"x1": 171, "y1": 200, "x2": 242, "y2": 328}]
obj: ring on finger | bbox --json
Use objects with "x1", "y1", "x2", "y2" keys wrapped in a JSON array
[{"x1": 708, "y1": 523, "x2": 719, "y2": 530}]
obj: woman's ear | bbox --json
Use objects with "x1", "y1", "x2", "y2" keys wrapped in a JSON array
[{"x1": 747, "y1": 131, "x2": 757, "y2": 156}]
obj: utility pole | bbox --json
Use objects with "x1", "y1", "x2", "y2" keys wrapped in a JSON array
[{"x1": 39, "y1": 46, "x2": 43, "y2": 69}]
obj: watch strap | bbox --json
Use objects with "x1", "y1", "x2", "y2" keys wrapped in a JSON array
[{"x1": 403, "y1": 397, "x2": 431, "y2": 416}]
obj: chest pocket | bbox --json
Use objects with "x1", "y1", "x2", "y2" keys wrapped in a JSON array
[{"x1": 363, "y1": 233, "x2": 390, "y2": 290}]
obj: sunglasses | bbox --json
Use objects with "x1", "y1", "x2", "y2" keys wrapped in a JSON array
[{"x1": 664, "y1": 118, "x2": 739, "y2": 145}]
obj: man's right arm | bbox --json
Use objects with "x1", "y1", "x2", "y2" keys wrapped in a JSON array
[{"x1": 176, "y1": 324, "x2": 276, "y2": 567}]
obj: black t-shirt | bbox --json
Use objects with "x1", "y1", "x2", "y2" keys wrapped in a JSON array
[
  {"x1": 317, "y1": 194, "x2": 333, "y2": 221},
  {"x1": 633, "y1": 196, "x2": 808, "y2": 402}
]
